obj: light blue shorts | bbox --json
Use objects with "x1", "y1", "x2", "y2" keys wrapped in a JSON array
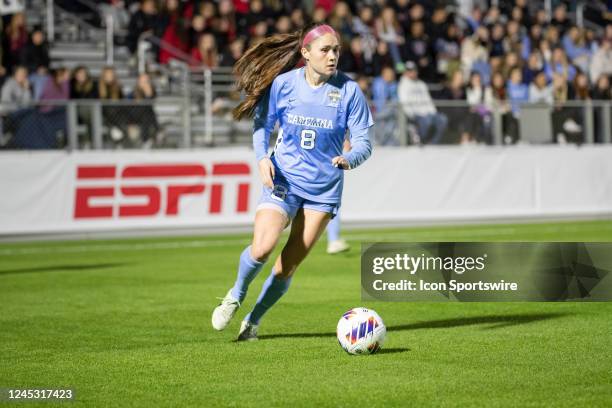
[{"x1": 256, "y1": 180, "x2": 339, "y2": 221}]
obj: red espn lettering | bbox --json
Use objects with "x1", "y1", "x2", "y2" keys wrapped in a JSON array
[{"x1": 74, "y1": 163, "x2": 250, "y2": 219}]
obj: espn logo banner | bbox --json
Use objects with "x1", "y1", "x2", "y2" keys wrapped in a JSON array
[{"x1": 74, "y1": 163, "x2": 250, "y2": 219}]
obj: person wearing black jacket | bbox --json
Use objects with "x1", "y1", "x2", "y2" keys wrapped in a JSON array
[
  {"x1": 126, "y1": 0, "x2": 160, "y2": 54},
  {"x1": 19, "y1": 29, "x2": 50, "y2": 74}
]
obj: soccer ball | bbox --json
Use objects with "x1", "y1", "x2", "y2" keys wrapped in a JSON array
[{"x1": 337, "y1": 307, "x2": 386, "y2": 355}]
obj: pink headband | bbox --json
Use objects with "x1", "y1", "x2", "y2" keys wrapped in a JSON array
[{"x1": 302, "y1": 24, "x2": 337, "y2": 48}]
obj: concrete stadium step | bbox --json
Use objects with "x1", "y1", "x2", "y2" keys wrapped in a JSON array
[
  {"x1": 50, "y1": 47, "x2": 106, "y2": 60},
  {"x1": 50, "y1": 43, "x2": 132, "y2": 61}
]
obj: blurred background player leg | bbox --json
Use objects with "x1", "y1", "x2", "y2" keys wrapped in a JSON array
[{"x1": 326, "y1": 213, "x2": 350, "y2": 254}]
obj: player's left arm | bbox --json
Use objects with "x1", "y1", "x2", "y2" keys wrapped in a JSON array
[{"x1": 332, "y1": 84, "x2": 374, "y2": 170}]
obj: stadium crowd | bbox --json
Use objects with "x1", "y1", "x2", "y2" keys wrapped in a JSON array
[{"x1": 0, "y1": 0, "x2": 611, "y2": 147}]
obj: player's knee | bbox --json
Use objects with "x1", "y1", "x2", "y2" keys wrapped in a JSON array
[{"x1": 250, "y1": 243, "x2": 274, "y2": 263}]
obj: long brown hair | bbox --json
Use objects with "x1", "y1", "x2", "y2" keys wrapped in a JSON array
[{"x1": 232, "y1": 23, "x2": 328, "y2": 120}]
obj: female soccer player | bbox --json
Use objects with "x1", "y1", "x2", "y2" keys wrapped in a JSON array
[{"x1": 212, "y1": 23, "x2": 374, "y2": 341}]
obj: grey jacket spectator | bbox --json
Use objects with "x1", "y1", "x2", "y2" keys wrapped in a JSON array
[
  {"x1": 398, "y1": 64, "x2": 437, "y2": 118},
  {"x1": 1, "y1": 66, "x2": 32, "y2": 107},
  {"x1": 398, "y1": 62, "x2": 448, "y2": 144}
]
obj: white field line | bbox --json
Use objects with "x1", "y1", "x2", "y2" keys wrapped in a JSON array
[{"x1": 0, "y1": 223, "x2": 608, "y2": 256}]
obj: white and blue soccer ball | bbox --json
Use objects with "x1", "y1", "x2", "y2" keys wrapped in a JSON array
[{"x1": 337, "y1": 307, "x2": 386, "y2": 355}]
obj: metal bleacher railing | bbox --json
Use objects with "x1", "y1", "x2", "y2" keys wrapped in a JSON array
[{"x1": 1, "y1": 99, "x2": 610, "y2": 150}]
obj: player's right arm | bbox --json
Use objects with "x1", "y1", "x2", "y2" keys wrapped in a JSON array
[{"x1": 253, "y1": 78, "x2": 281, "y2": 188}]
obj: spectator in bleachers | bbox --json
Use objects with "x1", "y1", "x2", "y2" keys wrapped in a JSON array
[
  {"x1": 507, "y1": 66, "x2": 529, "y2": 125},
  {"x1": 545, "y1": 47, "x2": 576, "y2": 82},
  {"x1": 219, "y1": 38, "x2": 244, "y2": 67},
  {"x1": 244, "y1": 0, "x2": 271, "y2": 33},
  {"x1": 592, "y1": 74, "x2": 611, "y2": 100},
  {"x1": 128, "y1": 72, "x2": 159, "y2": 147},
  {"x1": 289, "y1": 8, "x2": 305, "y2": 30},
  {"x1": 1, "y1": 66, "x2": 31, "y2": 106},
  {"x1": 70, "y1": 66, "x2": 97, "y2": 141},
  {"x1": 372, "y1": 41, "x2": 394, "y2": 77},
  {"x1": 3, "y1": 13, "x2": 28, "y2": 72},
  {"x1": 29, "y1": 66, "x2": 49, "y2": 102},
  {"x1": 489, "y1": 23, "x2": 508, "y2": 58},
  {"x1": 375, "y1": 7, "x2": 404, "y2": 69},
  {"x1": 551, "y1": 72, "x2": 582, "y2": 144},
  {"x1": 512, "y1": 0, "x2": 530, "y2": 27},
  {"x1": 126, "y1": 0, "x2": 159, "y2": 54},
  {"x1": 19, "y1": 28, "x2": 50, "y2": 75},
  {"x1": 590, "y1": 37, "x2": 612, "y2": 84},
  {"x1": 406, "y1": 3, "x2": 426, "y2": 29},
  {"x1": 523, "y1": 24, "x2": 544, "y2": 59},
  {"x1": 539, "y1": 38, "x2": 553, "y2": 65},
  {"x1": 544, "y1": 25, "x2": 561, "y2": 49},
  {"x1": 20, "y1": 68, "x2": 70, "y2": 148},
  {"x1": 215, "y1": 0, "x2": 237, "y2": 51},
  {"x1": 501, "y1": 52, "x2": 520, "y2": 79},
  {"x1": 274, "y1": 15, "x2": 293, "y2": 35},
  {"x1": 483, "y1": 6, "x2": 504, "y2": 28},
  {"x1": 592, "y1": 74, "x2": 611, "y2": 143},
  {"x1": 563, "y1": 26, "x2": 592, "y2": 74},
  {"x1": 466, "y1": 6, "x2": 483, "y2": 33},
  {"x1": 466, "y1": 71, "x2": 493, "y2": 144},
  {"x1": 551, "y1": 4, "x2": 571, "y2": 36},
  {"x1": 328, "y1": 2, "x2": 354, "y2": 43},
  {"x1": 0, "y1": 65, "x2": 32, "y2": 145},
  {"x1": 189, "y1": 15, "x2": 207, "y2": 49},
  {"x1": 158, "y1": 0, "x2": 191, "y2": 64},
  {"x1": 191, "y1": 33, "x2": 219, "y2": 68},
  {"x1": 39, "y1": 68, "x2": 70, "y2": 112},
  {"x1": 371, "y1": 65, "x2": 398, "y2": 145},
  {"x1": 70, "y1": 66, "x2": 97, "y2": 99},
  {"x1": 197, "y1": 2, "x2": 217, "y2": 31},
  {"x1": 352, "y1": 6, "x2": 377, "y2": 63},
  {"x1": 403, "y1": 21, "x2": 435, "y2": 82},
  {"x1": 338, "y1": 37, "x2": 374, "y2": 76},
  {"x1": 461, "y1": 26, "x2": 489, "y2": 79},
  {"x1": 572, "y1": 72, "x2": 592, "y2": 101},
  {"x1": 523, "y1": 51, "x2": 544, "y2": 85},
  {"x1": 437, "y1": 70, "x2": 479, "y2": 144},
  {"x1": 505, "y1": 20, "x2": 523, "y2": 56},
  {"x1": 428, "y1": 6, "x2": 450, "y2": 48},
  {"x1": 98, "y1": 66, "x2": 126, "y2": 142},
  {"x1": 534, "y1": 9, "x2": 549, "y2": 30},
  {"x1": 398, "y1": 61, "x2": 447, "y2": 145},
  {"x1": 488, "y1": 71, "x2": 517, "y2": 143},
  {"x1": 528, "y1": 71, "x2": 553, "y2": 104},
  {"x1": 247, "y1": 21, "x2": 270, "y2": 48},
  {"x1": 435, "y1": 22, "x2": 462, "y2": 81}
]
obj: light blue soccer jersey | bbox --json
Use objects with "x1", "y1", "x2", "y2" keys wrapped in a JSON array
[{"x1": 253, "y1": 67, "x2": 374, "y2": 204}]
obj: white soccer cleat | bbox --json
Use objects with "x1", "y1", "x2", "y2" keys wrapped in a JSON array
[
  {"x1": 327, "y1": 239, "x2": 350, "y2": 254},
  {"x1": 237, "y1": 320, "x2": 259, "y2": 341},
  {"x1": 211, "y1": 290, "x2": 240, "y2": 331}
]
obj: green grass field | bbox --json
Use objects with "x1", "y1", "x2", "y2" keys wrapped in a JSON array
[{"x1": 1, "y1": 220, "x2": 611, "y2": 407}]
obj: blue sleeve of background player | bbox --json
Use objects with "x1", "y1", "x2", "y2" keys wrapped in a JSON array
[
  {"x1": 343, "y1": 84, "x2": 374, "y2": 169},
  {"x1": 253, "y1": 79, "x2": 279, "y2": 162}
]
